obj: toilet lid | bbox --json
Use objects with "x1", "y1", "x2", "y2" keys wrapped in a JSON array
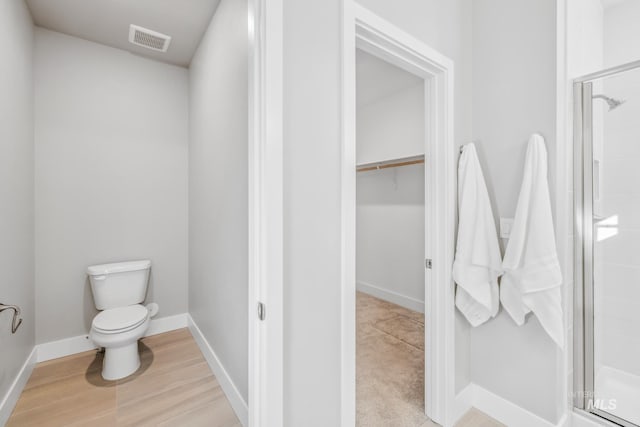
[{"x1": 93, "y1": 304, "x2": 148, "y2": 333}]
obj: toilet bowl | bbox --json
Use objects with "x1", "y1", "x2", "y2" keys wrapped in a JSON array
[
  {"x1": 87, "y1": 260, "x2": 156, "y2": 381},
  {"x1": 90, "y1": 304, "x2": 151, "y2": 380}
]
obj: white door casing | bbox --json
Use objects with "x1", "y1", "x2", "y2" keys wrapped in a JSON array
[{"x1": 342, "y1": 3, "x2": 456, "y2": 426}]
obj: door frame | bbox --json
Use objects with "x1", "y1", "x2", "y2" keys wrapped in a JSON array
[
  {"x1": 572, "y1": 59, "x2": 640, "y2": 427},
  {"x1": 341, "y1": 3, "x2": 456, "y2": 426},
  {"x1": 248, "y1": 0, "x2": 283, "y2": 426}
]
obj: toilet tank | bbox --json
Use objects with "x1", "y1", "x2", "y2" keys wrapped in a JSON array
[{"x1": 87, "y1": 260, "x2": 151, "y2": 310}]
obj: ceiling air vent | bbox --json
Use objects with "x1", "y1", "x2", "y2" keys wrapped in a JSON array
[{"x1": 128, "y1": 25, "x2": 171, "y2": 52}]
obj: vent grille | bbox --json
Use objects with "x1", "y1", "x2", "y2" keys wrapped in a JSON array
[{"x1": 128, "y1": 25, "x2": 171, "y2": 52}]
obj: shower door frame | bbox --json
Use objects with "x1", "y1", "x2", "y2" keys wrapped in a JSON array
[{"x1": 574, "y1": 59, "x2": 640, "y2": 427}]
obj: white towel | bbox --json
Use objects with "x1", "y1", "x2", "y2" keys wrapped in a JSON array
[
  {"x1": 454, "y1": 143, "x2": 503, "y2": 327},
  {"x1": 500, "y1": 134, "x2": 564, "y2": 347}
]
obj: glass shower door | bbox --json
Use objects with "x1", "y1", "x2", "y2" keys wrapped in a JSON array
[{"x1": 576, "y1": 62, "x2": 640, "y2": 427}]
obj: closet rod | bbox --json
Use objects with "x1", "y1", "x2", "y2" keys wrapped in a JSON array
[{"x1": 356, "y1": 155, "x2": 424, "y2": 172}]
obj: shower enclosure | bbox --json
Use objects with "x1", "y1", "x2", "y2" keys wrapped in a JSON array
[{"x1": 574, "y1": 60, "x2": 640, "y2": 427}]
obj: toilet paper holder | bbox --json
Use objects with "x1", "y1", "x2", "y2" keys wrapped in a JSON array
[{"x1": 0, "y1": 303, "x2": 23, "y2": 334}]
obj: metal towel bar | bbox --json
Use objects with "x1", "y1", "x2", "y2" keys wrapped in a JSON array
[{"x1": 0, "y1": 303, "x2": 23, "y2": 334}]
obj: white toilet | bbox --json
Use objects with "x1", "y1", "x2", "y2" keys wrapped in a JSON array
[{"x1": 87, "y1": 260, "x2": 158, "y2": 381}]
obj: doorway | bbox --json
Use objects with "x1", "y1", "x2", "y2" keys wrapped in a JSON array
[
  {"x1": 574, "y1": 60, "x2": 640, "y2": 427},
  {"x1": 355, "y1": 48, "x2": 427, "y2": 425},
  {"x1": 342, "y1": 3, "x2": 456, "y2": 426}
]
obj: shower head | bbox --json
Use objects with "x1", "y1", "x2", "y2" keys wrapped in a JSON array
[{"x1": 593, "y1": 94, "x2": 626, "y2": 111}]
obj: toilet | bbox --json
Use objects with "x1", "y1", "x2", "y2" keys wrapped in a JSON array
[{"x1": 87, "y1": 260, "x2": 158, "y2": 381}]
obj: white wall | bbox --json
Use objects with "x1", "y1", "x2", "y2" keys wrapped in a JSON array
[
  {"x1": 0, "y1": 0, "x2": 35, "y2": 407},
  {"x1": 356, "y1": 84, "x2": 424, "y2": 164},
  {"x1": 567, "y1": 0, "x2": 604, "y2": 78},
  {"x1": 356, "y1": 83, "x2": 425, "y2": 310},
  {"x1": 282, "y1": 0, "x2": 343, "y2": 424},
  {"x1": 355, "y1": 0, "x2": 474, "y2": 394},
  {"x1": 470, "y1": 0, "x2": 562, "y2": 422},
  {"x1": 188, "y1": 0, "x2": 248, "y2": 402},
  {"x1": 34, "y1": 28, "x2": 189, "y2": 344},
  {"x1": 356, "y1": 165, "x2": 425, "y2": 310},
  {"x1": 603, "y1": 0, "x2": 640, "y2": 68}
]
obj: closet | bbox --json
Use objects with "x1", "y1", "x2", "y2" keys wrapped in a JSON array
[{"x1": 355, "y1": 49, "x2": 428, "y2": 424}]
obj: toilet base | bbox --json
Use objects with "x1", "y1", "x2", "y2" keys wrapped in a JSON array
[{"x1": 102, "y1": 342, "x2": 140, "y2": 381}]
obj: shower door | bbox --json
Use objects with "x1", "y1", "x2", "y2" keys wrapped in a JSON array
[{"x1": 575, "y1": 61, "x2": 640, "y2": 427}]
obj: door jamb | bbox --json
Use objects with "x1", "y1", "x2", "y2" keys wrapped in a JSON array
[{"x1": 248, "y1": 0, "x2": 284, "y2": 426}]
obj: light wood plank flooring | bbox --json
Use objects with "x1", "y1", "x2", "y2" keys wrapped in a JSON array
[
  {"x1": 356, "y1": 291, "x2": 504, "y2": 427},
  {"x1": 7, "y1": 328, "x2": 241, "y2": 427},
  {"x1": 9, "y1": 302, "x2": 502, "y2": 427}
]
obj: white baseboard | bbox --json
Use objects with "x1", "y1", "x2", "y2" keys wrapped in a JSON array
[
  {"x1": 357, "y1": 281, "x2": 424, "y2": 313},
  {"x1": 187, "y1": 314, "x2": 248, "y2": 427},
  {"x1": 454, "y1": 383, "x2": 566, "y2": 427},
  {"x1": 144, "y1": 313, "x2": 188, "y2": 337},
  {"x1": 0, "y1": 347, "x2": 36, "y2": 426},
  {"x1": 453, "y1": 383, "x2": 474, "y2": 423},
  {"x1": 36, "y1": 313, "x2": 189, "y2": 363},
  {"x1": 36, "y1": 334, "x2": 97, "y2": 363}
]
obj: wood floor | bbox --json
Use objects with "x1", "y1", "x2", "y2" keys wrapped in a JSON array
[
  {"x1": 7, "y1": 328, "x2": 241, "y2": 427},
  {"x1": 356, "y1": 291, "x2": 504, "y2": 427},
  {"x1": 8, "y1": 303, "x2": 502, "y2": 427}
]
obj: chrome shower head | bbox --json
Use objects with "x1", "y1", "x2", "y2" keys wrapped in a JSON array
[{"x1": 593, "y1": 94, "x2": 626, "y2": 111}]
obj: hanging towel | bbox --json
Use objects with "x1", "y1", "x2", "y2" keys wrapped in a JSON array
[
  {"x1": 500, "y1": 134, "x2": 564, "y2": 347},
  {"x1": 453, "y1": 143, "x2": 503, "y2": 327}
]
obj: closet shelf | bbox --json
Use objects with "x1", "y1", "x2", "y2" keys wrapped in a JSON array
[{"x1": 356, "y1": 154, "x2": 424, "y2": 172}]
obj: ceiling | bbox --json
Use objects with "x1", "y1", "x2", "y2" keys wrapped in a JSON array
[
  {"x1": 356, "y1": 49, "x2": 422, "y2": 108},
  {"x1": 26, "y1": 0, "x2": 221, "y2": 67}
]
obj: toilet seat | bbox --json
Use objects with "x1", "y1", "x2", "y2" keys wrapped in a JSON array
[{"x1": 92, "y1": 304, "x2": 148, "y2": 334}]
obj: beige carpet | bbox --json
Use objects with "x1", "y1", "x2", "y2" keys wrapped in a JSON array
[{"x1": 356, "y1": 291, "x2": 504, "y2": 427}]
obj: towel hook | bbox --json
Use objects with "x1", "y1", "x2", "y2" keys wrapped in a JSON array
[{"x1": 0, "y1": 303, "x2": 23, "y2": 334}]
